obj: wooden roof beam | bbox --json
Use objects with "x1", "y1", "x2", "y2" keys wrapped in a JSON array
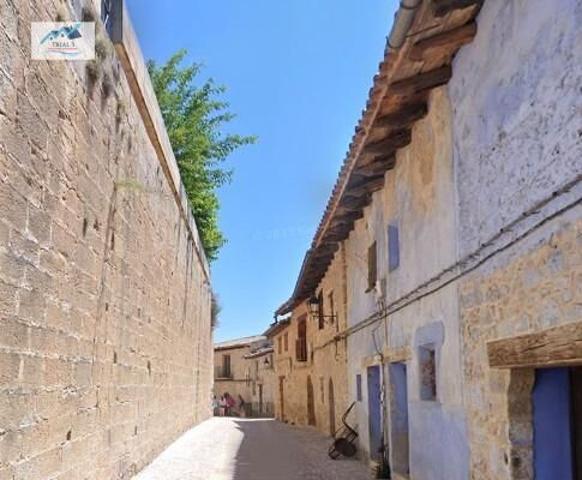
[
  {"x1": 359, "y1": 153, "x2": 396, "y2": 171},
  {"x1": 433, "y1": 0, "x2": 482, "y2": 17},
  {"x1": 409, "y1": 22, "x2": 477, "y2": 61},
  {"x1": 363, "y1": 129, "x2": 412, "y2": 156},
  {"x1": 373, "y1": 102, "x2": 428, "y2": 130},
  {"x1": 315, "y1": 243, "x2": 339, "y2": 256},
  {"x1": 390, "y1": 65, "x2": 452, "y2": 96},
  {"x1": 328, "y1": 219, "x2": 352, "y2": 231},
  {"x1": 323, "y1": 232, "x2": 347, "y2": 243},
  {"x1": 334, "y1": 210, "x2": 364, "y2": 224}
]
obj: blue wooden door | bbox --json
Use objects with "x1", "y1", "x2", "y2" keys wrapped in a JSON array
[
  {"x1": 533, "y1": 368, "x2": 574, "y2": 480},
  {"x1": 367, "y1": 365, "x2": 382, "y2": 461},
  {"x1": 389, "y1": 362, "x2": 409, "y2": 475}
]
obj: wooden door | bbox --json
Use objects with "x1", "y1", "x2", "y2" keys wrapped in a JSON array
[
  {"x1": 328, "y1": 378, "x2": 336, "y2": 436},
  {"x1": 367, "y1": 365, "x2": 382, "y2": 461},
  {"x1": 571, "y1": 368, "x2": 582, "y2": 479},
  {"x1": 533, "y1": 368, "x2": 574, "y2": 479},
  {"x1": 307, "y1": 375, "x2": 316, "y2": 426},
  {"x1": 389, "y1": 362, "x2": 410, "y2": 475},
  {"x1": 279, "y1": 376, "x2": 285, "y2": 421}
]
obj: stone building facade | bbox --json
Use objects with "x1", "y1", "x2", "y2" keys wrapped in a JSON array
[
  {"x1": 214, "y1": 335, "x2": 275, "y2": 417},
  {"x1": 450, "y1": 1, "x2": 581, "y2": 478},
  {"x1": 0, "y1": 1, "x2": 213, "y2": 478},
  {"x1": 271, "y1": 243, "x2": 350, "y2": 437},
  {"x1": 275, "y1": 0, "x2": 581, "y2": 478}
]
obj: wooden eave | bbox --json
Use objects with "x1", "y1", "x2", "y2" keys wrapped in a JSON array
[
  {"x1": 214, "y1": 345, "x2": 249, "y2": 352},
  {"x1": 276, "y1": 0, "x2": 482, "y2": 317}
]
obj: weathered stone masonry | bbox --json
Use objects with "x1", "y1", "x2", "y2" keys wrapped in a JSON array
[{"x1": 0, "y1": 1, "x2": 213, "y2": 479}]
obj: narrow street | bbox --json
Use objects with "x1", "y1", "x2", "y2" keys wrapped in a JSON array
[{"x1": 135, "y1": 418, "x2": 371, "y2": 480}]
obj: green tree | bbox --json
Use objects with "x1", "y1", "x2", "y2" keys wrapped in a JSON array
[{"x1": 148, "y1": 50, "x2": 256, "y2": 261}]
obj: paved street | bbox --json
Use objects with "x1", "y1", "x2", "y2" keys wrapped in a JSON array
[{"x1": 134, "y1": 417, "x2": 371, "y2": 480}]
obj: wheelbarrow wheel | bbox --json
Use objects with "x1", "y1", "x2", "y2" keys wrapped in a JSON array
[
  {"x1": 328, "y1": 445, "x2": 342, "y2": 459},
  {"x1": 332, "y1": 438, "x2": 357, "y2": 458}
]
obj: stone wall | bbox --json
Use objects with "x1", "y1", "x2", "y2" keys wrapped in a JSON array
[
  {"x1": 458, "y1": 212, "x2": 581, "y2": 479},
  {"x1": 449, "y1": 1, "x2": 582, "y2": 477},
  {"x1": 0, "y1": 1, "x2": 213, "y2": 478},
  {"x1": 449, "y1": 0, "x2": 581, "y2": 258}
]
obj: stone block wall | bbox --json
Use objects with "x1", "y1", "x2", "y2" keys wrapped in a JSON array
[
  {"x1": 449, "y1": 0, "x2": 582, "y2": 477},
  {"x1": 459, "y1": 211, "x2": 581, "y2": 479},
  {"x1": 0, "y1": 1, "x2": 213, "y2": 478}
]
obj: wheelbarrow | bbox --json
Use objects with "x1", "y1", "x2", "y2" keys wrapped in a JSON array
[{"x1": 328, "y1": 401, "x2": 358, "y2": 459}]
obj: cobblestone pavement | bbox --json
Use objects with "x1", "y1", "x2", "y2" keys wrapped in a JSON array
[{"x1": 134, "y1": 417, "x2": 371, "y2": 480}]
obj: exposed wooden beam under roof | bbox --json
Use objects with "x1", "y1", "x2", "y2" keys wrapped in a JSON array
[
  {"x1": 409, "y1": 22, "x2": 477, "y2": 61},
  {"x1": 363, "y1": 130, "x2": 412, "y2": 156},
  {"x1": 390, "y1": 65, "x2": 452, "y2": 96},
  {"x1": 373, "y1": 102, "x2": 428, "y2": 130},
  {"x1": 432, "y1": 0, "x2": 482, "y2": 17}
]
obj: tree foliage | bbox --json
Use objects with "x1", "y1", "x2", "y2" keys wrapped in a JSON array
[{"x1": 148, "y1": 50, "x2": 256, "y2": 261}]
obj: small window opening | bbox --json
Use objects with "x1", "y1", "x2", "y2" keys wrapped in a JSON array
[{"x1": 419, "y1": 345, "x2": 437, "y2": 401}]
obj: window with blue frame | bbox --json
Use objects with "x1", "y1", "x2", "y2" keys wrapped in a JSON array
[{"x1": 388, "y1": 223, "x2": 400, "y2": 272}]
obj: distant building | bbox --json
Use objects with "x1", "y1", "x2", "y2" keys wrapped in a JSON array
[{"x1": 214, "y1": 335, "x2": 276, "y2": 417}]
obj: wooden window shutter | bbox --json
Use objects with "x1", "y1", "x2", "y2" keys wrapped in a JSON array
[
  {"x1": 367, "y1": 241, "x2": 377, "y2": 291},
  {"x1": 318, "y1": 291, "x2": 324, "y2": 330}
]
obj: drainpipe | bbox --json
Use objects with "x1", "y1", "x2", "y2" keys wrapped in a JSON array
[{"x1": 388, "y1": 0, "x2": 423, "y2": 50}]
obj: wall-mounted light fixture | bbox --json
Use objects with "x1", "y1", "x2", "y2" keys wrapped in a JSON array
[{"x1": 308, "y1": 294, "x2": 337, "y2": 323}]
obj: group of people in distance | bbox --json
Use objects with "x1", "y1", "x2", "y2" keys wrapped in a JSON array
[{"x1": 213, "y1": 392, "x2": 247, "y2": 417}]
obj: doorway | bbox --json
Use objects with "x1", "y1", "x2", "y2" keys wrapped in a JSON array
[
  {"x1": 533, "y1": 367, "x2": 582, "y2": 479},
  {"x1": 367, "y1": 365, "x2": 382, "y2": 461},
  {"x1": 258, "y1": 384, "x2": 263, "y2": 416},
  {"x1": 279, "y1": 376, "x2": 285, "y2": 422},
  {"x1": 329, "y1": 378, "x2": 336, "y2": 436},
  {"x1": 389, "y1": 362, "x2": 410, "y2": 475},
  {"x1": 307, "y1": 375, "x2": 316, "y2": 426}
]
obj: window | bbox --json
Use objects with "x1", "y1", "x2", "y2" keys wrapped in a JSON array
[
  {"x1": 296, "y1": 316, "x2": 308, "y2": 362},
  {"x1": 320, "y1": 377, "x2": 325, "y2": 403},
  {"x1": 283, "y1": 332, "x2": 288, "y2": 352},
  {"x1": 356, "y1": 374, "x2": 363, "y2": 401},
  {"x1": 419, "y1": 345, "x2": 437, "y2": 401},
  {"x1": 101, "y1": 0, "x2": 114, "y2": 35},
  {"x1": 367, "y1": 241, "x2": 377, "y2": 291},
  {"x1": 222, "y1": 354, "x2": 231, "y2": 378},
  {"x1": 278, "y1": 336, "x2": 282, "y2": 354},
  {"x1": 388, "y1": 224, "x2": 400, "y2": 271},
  {"x1": 318, "y1": 291, "x2": 325, "y2": 330},
  {"x1": 328, "y1": 291, "x2": 335, "y2": 325}
]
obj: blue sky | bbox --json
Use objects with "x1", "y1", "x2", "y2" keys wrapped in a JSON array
[{"x1": 126, "y1": 0, "x2": 398, "y2": 342}]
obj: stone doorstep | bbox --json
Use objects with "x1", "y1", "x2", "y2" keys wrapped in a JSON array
[
  {"x1": 392, "y1": 474, "x2": 410, "y2": 480},
  {"x1": 368, "y1": 460, "x2": 409, "y2": 480}
]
